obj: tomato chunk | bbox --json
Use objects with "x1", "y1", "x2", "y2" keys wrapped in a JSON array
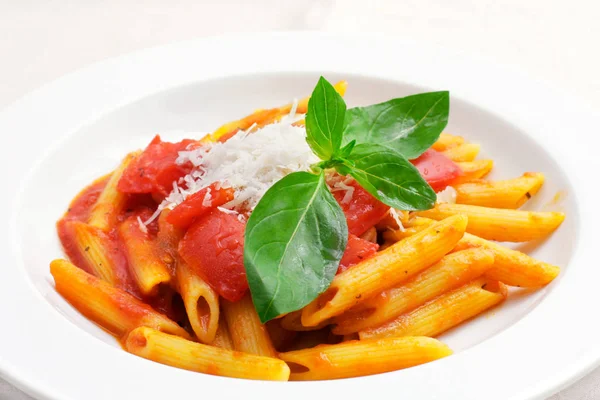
[
  {"x1": 333, "y1": 180, "x2": 390, "y2": 236},
  {"x1": 411, "y1": 149, "x2": 461, "y2": 191},
  {"x1": 166, "y1": 184, "x2": 235, "y2": 229},
  {"x1": 118, "y1": 135, "x2": 199, "y2": 197},
  {"x1": 178, "y1": 209, "x2": 247, "y2": 302},
  {"x1": 337, "y1": 234, "x2": 379, "y2": 274}
]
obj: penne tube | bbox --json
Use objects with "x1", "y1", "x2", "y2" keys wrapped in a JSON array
[
  {"x1": 67, "y1": 220, "x2": 119, "y2": 286},
  {"x1": 176, "y1": 261, "x2": 219, "y2": 344},
  {"x1": 212, "y1": 315, "x2": 235, "y2": 350},
  {"x1": 50, "y1": 259, "x2": 189, "y2": 339},
  {"x1": 119, "y1": 217, "x2": 171, "y2": 296},
  {"x1": 202, "y1": 81, "x2": 348, "y2": 143},
  {"x1": 360, "y1": 278, "x2": 507, "y2": 340},
  {"x1": 454, "y1": 160, "x2": 494, "y2": 183},
  {"x1": 222, "y1": 294, "x2": 278, "y2": 357},
  {"x1": 441, "y1": 143, "x2": 480, "y2": 162},
  {"x1": 332, "y1": 248, "x2": 495, "y2": 334},
  {"x1": 88, "y1": 152, "x2": 138, "y2": 231},
  {"x1": 415, "y1": 203, "x2": 565, "y2": 242},
  {"x1": 125, "y1": 327, "x2": 290, "y2": 381},
  {"x1": 301, "y1": 215, "x2": 468, "y2": 327},
  {"x1": 454, "y1": 173, "x2": 545, "y2": 209},
  {"x1": 279, "y1": 336, "x2": 452, "y2": 380},
  {"x1": 392, "y1": 217, "x2": 560, "y2": 287},
  {"x1": 280, "y1": 310, "x2": 330, "y2": 332},
  {"x1": 431, "y1": 133, "x2": 465, "y2": 151}
]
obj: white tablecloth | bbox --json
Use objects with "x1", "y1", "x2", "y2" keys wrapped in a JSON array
[{"x1": 1, "y1": 1, "x2": 599, "y2": 398}]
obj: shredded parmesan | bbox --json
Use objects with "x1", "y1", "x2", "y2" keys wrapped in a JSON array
[
  {"x1": 201, "y1": 187, "x2": 212, "y2": 207},
  {"x1": 436, "y1": 186, "x2": 457, "y2": 204},
  {"x1": 137, "y1": 216, "x2": 148, "y2": 234},
  {"x1": 389, "y1": 208, "x2": 405, "y2": 232},
  {"x1": 328, "y1": 174, "x2": 355, "y2": 204},
  {"x1": 149, "y1": 116, "x2": 318, "y2": 222}
]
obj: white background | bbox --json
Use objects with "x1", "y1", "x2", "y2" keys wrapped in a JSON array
[{"x1": 0, "y1": 0, "x2": 598, "y2": 399}]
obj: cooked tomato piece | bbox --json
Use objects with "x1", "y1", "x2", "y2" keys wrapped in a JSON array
[
  {"x1": 337, "y1": 234, "x2": 379, "y2": 274},
  {"x1": 118, "y1": 135, "x2": 199, "y2": 197},
  {"x1": 411, "y1": 149, "x2": 461, "y2": 191},
  {"x1": 166, "y1": 184, "x2": 235, "y2": 229},
  {"x1": 178, "y1": 209, "x2": 247, "y2": 302},
  {"x1": 333, "y1": 180, "x2": 390, "y2": 236}
]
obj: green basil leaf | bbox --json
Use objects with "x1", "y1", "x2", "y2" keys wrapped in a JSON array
[
  {"x1": 305, "y1": 76, "x2": 347, "y2": 160},
  {"x1": 343, "y1": 91, "x2": 449, "y2": 159},
  {"x1": 345, "y1": 143, "x2": 436, "y2": 210},
  {"x1": 244, "y1": 171, "x2": 348, "y2": 323}
]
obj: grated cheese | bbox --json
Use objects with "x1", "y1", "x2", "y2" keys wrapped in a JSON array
[
  {"x1": 137, "y1": 216, "x2": 148, "y2": 234},
  {"x1": 389, "y1": 208, "x2": 405, "y2": 232},
  {"x1": 328, "y1": 174, "x2": 355, "y2": 204},
  {"x1": 149, "y1": 113, "x2": 318, "y2": 222},
  {"x1": 436, "y1": 186, "x2": 457, "y2": 204}
]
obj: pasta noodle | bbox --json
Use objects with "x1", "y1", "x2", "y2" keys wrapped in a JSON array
[
  {"x1": 50, "y1": 259, "x2": 189, "y2": 339},
  {"x1": 176, "y1": 261, "x2": 220, "y2": 344},
  {"x1": 88, "y1": 152, "x2": 139, "y2": 231},
  {"x1": 222, "y1": 294, "x2": 277, "y2": 357},
  {"x1": 431, "y1": 133, "x2": 465, "y2": 151},
  {"x1": 125, "y1": 327, "x2": 290, "y2": 381},
  {"x1": 360, "y1": 278, "x2": 507, "y2": 340},
  {"x1": 416, "y1": 203, "x2": 565, "y2": 242},
  {"x1": 454, "y1": 172, "x2": 544, "y2": 209},
  {"x1": 333, "y1": 248, "x2": 495, "y2": 334},
  {"x1": 119, "y1": 216, "x2": 171, "y2": 296},
  {"x1": 279, "y1": 336, "x2": 452, "y2": 380},
  {"x1": 441, "y1": 143, "x2": 480, "y2": 162},
  {"x1": 388, "y1": 217, "x2": 561, "y2": 287}
]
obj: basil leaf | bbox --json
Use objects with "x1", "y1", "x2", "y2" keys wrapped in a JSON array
[
  {"x1": 305, "y1": 76, "x2": 347, "y2": 160},
  {"x1": 244, "y1": 171, "x2": 348, "y2": 323},
  {"x1": 343, "y1": 91, "x2": 449, "y2": 159},
  {"x1": 344, "y1": 143, "x2": 436, "y2": 210}
]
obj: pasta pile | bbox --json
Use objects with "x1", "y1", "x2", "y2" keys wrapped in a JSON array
[{"x1": 50, "y1": 82, "x2": 565, "y2": 381}]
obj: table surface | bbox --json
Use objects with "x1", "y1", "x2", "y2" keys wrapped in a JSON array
[{"x1": 1, "y1": 1, "x2": 599, "y2": 399}]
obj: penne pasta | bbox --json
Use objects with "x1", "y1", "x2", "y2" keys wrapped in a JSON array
[
  {"x1": 332, "y1": 248, "x2": 495, "y2": 334},
  {"x1": 50, "y1": 259, "x2": 189, "y2": 339},
  {"x1": 67, "y1": 220, "x2": 119, "y2": 286},
  {"x1": 360, "y1": 278, "x2": 507, "y2": 340},
  {"x1": 279, "y1": 336, "x2": 452, "y2": 380},
  {"x1": 301, "y1": 215, "x2": 468, "y2": 327},
  {"x1": 125, "y1": 327, "x2": 290, "y2": 381},
  {"x1": 280, "y1": 310, "x2": 330, "y2": 332},
  {"x1": 203, "y1": 81, "x2": 348, "y2": 143},
  {"x1": 454, "y1": 172, "x2": 544, "y2": 209},
  {"x1": 88, "y1": 152, "x2": 138, "y2": 231},
  {"x1": 212, "y1": 315, "x2": 235, "y2": 350},
  {"x1": 454, "y1": 160, "x2": 494, "y2": 183},
  {"x1": 119, "y1": 217, "x2": 171, "y2": 296},
  {"x1": 441, "y1": 143, "x2": 480, "y2": 162},
  {"x1": 222, "y1": 294, "x2": 277, "y2": 357},
  {"x1": 176, "y1": 261, "x2": 219, "y2": 344},
  {"x1": 431, "y1": 133, "x2": 465, "y2": 151},
  {"x1": 391, "y1": 217, "x2": 561, "y2": 287},
  {"x1": 415, "y1": 203, "x2": 565, "y2": 242}
]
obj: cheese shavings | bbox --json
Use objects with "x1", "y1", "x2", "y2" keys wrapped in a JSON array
[
  {"x1": 151, "y1": 117, "x2": 318, "y2": 222},
  {"x1": 389, "y1": 208, "x2": 405, "y2": 232},
  {"x1": 436, "y1": 186, "x2": 457, "y2": 204},
  {"x1": 328, "y1": 174, "x2": 355, "y2": 204}
]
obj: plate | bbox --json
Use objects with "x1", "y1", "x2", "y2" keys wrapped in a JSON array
[{"x1": 1, "y1": 32, "x2": 599, "y2": 400}]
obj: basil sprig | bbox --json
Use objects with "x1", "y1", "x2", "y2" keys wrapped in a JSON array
[{"x1": 245, "y1": 77, "x2": 449, "y2": 322}]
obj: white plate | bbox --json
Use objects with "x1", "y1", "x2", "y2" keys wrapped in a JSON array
[{"x1": 1, "y1": 32, "x2": 599, "y2": 400}]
